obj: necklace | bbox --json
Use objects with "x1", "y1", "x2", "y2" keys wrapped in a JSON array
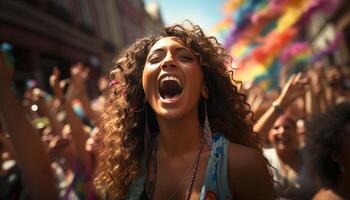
[
  {"x1": 165, "y1": 151, "x2": 195, "y2": 200},
  {"x1": 146, "y1": 135, "x2": 205, "y2": 200}
]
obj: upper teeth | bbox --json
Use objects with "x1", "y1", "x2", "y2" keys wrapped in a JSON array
[{"x1": 161, "y1": 75, "x2": 182, "y2": 87}]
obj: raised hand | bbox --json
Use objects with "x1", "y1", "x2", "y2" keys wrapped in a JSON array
[
  {"x1": 274, "y1": 73, "x2": 309, "y2": 108},
  {"x1": 70, "y1": 63, "x2": 90, "y2": 90},
  {"x1": 49, "y1": 67, "x2": 64, "y2": 99},
  {"x1": 253, "y1": 73, "x2": 309, "y2": 141}
]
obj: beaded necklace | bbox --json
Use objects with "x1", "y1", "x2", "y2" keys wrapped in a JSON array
[{"x1": 146, "y1": 135, "x2": 205, "y2": 200}]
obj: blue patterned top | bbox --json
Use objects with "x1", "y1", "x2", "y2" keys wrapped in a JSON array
[{"x1": 126, "y1": 134, "x2": 232, "y2": 200}]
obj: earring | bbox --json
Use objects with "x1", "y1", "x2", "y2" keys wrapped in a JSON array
[{"x1": 203, "y1": 100, "x2": 212, "y2": 149}]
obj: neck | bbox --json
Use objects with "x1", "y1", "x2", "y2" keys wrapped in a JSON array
[
  {"x1": 156, "y1": 111, "x2": 203, "y2": 157},
  {"x1": 277, "y1": 148, "x2": 301, "y2": 172}
]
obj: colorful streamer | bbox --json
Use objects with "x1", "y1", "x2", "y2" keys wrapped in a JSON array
[
  {"x1": 213, "y1": 0, "x2": 341, "y2": 89},
  {"x1": 280, "y1": 42, "x2": 312, "y2": 64}
]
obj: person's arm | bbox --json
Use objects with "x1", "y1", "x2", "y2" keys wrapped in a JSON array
[
  {"x1": 51, "y1": 66, "x2": 93, "y2": 172},
  {"x1": 251, "y1": 94, "x2": 264, "y2": 113},
  {"x1": 62, "y1": 96, "x2": 93, "y2": 173},
  {"x1": 70, "y1": 64, "x2": 101, "y2": 127},
  {"x1": 253, "y1": 73, "x2": 308, "y2": 139},
  {"x1": 49, "y1": 67, "x2": 67, "y2": 114},
  {"x1": 0, "y1": 53, "x2": 58, "y2": 199},
  {"x1": 305, "y1": 82, "x2": 320, "y2": 117},
  {"x1": 228, "y1": 143, "x2": 274, "y2": 200},
  {"x1": 306, "y1": 68, "x2": 328, "y2": 117}
]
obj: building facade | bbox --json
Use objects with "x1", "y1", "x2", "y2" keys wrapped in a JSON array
[
  {"x1": 116, "y1": 0, "x2": 163, "y2": 47},
  {"x1": 307, "y1": 0, "x2": 350, "y2": 66},
  {"x1": 0, "y1": 0, "x2": 163, "y2": 96}
]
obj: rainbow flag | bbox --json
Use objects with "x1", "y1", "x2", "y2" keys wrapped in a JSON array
[
  {"x1": 223, "y1": 0, "x2": 246, "y2": 15},
  {"x1": 211, "y1": 17, "x2": 233, "y2": 41},
  {"x1": 217, "y1": 0, "x2": 340, "y2": 90},
  {"x1": 280, "y1": 42, "x2": 312, "y2": 65}
]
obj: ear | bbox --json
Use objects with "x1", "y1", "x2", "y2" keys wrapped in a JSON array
[{"x1": 201, "y1": 84, "x2": 209, "y2": 99}]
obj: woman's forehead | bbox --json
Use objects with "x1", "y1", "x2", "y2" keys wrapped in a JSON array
[
  {"x1": 275, "y1": 115, "x2": 295, "y2": 126},
  {"x1": 150, "y1": 36, "x2": 187, "y2": 50}
]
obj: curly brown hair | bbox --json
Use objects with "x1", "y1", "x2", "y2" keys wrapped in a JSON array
[{"x1": 94, "y1": 22, "x2": 262, "y2": 199}]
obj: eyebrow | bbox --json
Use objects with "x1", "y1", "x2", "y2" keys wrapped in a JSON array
[{"x1": 150, "y1": 46, "x2": 192, "y2": 54}]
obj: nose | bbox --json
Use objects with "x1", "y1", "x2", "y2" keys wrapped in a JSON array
[
  {"x1": 277, "y1": 126, "x2": 286, "y2": 133},
  {"x1": 277, "y1": 126, "x2": 290, "y2": 137},
  {"x1": 160, "y1": 52, "x2": 176, "y2": 69}
]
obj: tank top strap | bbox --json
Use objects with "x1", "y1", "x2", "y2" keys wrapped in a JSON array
[
  {"x1": 126, "y1": 135, "x2": 158, "y2": 200},
  {"x1": 200, "y1": 134, "x2": 232, "y2": 200},
  {"x1": 126, "y1": 155, "x2": 147, "y2": 200}
]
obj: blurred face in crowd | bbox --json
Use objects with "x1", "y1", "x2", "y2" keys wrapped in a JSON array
[
  {"x1": 142, "y1": 37, "x2": 205, "y2": 120},
  {"x1": 268, "y1": 115, "x2": 299, "y2": 151},
  {"x1": 327, "y1": 66, "x2": 342, "y2": 87}
]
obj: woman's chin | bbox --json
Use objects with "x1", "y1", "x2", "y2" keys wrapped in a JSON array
[{"x1": 156, "y1": 107, "x2": 184, "y2": 121}]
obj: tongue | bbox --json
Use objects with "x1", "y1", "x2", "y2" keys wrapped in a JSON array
[{"x1": 159, "y1": 80, "x2": 182, "y2": 99}]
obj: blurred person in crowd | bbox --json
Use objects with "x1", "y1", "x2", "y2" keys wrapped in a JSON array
[
  {"x1": 264, "y1": 114, "x2": 317, "y2": 199},
  {"x1": 306, "y1": 102, "x2": 350, "y2": 200},
  {"x1": 325, "y1": 65, "x2": 350, "y2": 105},
  {"x1": 254, "y1": 73, "x2": 308, "y2": 142},
  {"x1": 254, "y1": 73, "x2": 317, "y2": 199},
  {"x1": 306, "y1": 63, "x2": 350, "y2": 116},
  {"x1": 47, "y1": 65, "x2": 98, "y2": 200},
  {"x1": 0, "y1": 52, "x2": 58, "y2": 199},
  {"x1": 0, "y1": 50, "x2": 100, "y2": 199},
  {"x1": 94, "y1": 22, "x2": 274, "y2": 200}
]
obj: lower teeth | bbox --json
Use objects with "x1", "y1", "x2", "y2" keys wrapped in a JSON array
[
  {"x1": 164, "y1": 95, "x2": 174, "y2": 99},
  {"x1": 164, "y1": 94, "x2": 179, "y2": 99}
]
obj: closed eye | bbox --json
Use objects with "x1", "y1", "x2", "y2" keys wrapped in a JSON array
[
  {"x1": 148, "y1": 54, "x2": 163, "y2": 64},
  {"x1": 178, "y1": 55, "x2": 194, "y2": 62},
  {"x1": 149, "y1": 57, "x2": 162, "y2": 64}
]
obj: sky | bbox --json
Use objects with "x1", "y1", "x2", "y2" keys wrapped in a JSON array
[{"x1": 144, "y1": 0, "x2": 226, "y2": 41}]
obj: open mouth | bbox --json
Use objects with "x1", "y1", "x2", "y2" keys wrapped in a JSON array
[
  {"x1": 275, "y1": 135, "x2": 288, "y2": 144},
  {"x1": 158, "y1": 75, "x2": 183, "y2": 100}
]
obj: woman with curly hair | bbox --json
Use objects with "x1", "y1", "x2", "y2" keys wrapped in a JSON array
[
  {"x1": 94, "y1": 22, "x2": 274, "y2": 200},
  {"x1": 306, "y1": 102, "x2": 350, "y2": 200}
]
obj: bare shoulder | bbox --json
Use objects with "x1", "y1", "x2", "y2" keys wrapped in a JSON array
[
  {"x1": 228, "y1": 142, "x2": 264, "y2": 169},
  {"x1": 228, "y1": 142, "x2": 274, "y2": 200},
  {"x1": 312, "y1": 188, "x2": 343, "y2": 200}
]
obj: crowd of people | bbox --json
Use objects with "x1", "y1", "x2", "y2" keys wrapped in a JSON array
[{"x1": 0, "y1": 23, "x2": 350, "y2": 200}]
